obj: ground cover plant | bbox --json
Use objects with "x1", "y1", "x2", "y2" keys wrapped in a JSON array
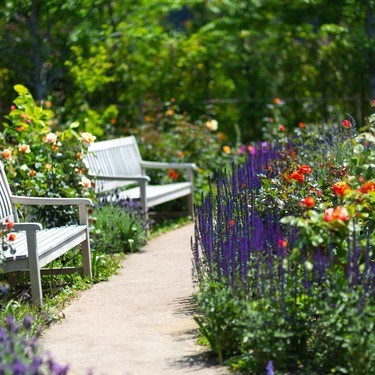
[{"x1": 193, "y1": 104, "x2": 375, "y2": 374}]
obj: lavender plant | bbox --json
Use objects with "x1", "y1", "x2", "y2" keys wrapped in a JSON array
[{"x1": 0, "y1": 315, "x2": 69, "y2": 375}]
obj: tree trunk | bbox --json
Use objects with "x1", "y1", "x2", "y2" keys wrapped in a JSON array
[
  {"x1": 366, "y1": 5, "x2": 375, "y2": 100},
  {"x1": 29, "y1": 0, "x2": 45, "y2": 101}
]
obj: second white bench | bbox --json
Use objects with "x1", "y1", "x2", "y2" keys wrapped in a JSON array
[{"x1": 85, "y1": 136, "x2": 197, "y2": 216}]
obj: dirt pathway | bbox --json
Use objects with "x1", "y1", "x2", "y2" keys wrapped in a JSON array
[{"x1": 41, "y1": 224, "x2": 228, "y2": 375}]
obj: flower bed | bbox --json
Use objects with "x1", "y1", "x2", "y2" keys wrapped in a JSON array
[{"x1": 193, "y1": 107, "x2": 375, "y2": 374}]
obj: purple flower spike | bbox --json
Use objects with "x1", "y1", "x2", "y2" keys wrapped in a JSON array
[
  {"x1": 23, "y1": 315, "x2": 32, "y2": 331},
  {"x1": 266, "y1": 360, "x2": 275, "y2": 375}
]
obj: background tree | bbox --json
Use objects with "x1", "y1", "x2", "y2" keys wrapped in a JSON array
[{"x1": 0, "y1": 0, "x2": 373, "y2": 142}]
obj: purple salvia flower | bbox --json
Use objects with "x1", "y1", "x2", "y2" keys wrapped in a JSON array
[
  {"x1": 31, "y1": 356, "x2": 43, "y2": 373},
  {"x1": 5, "y1": 315, "x2": 14, "y2": 330},
  {"x1": 266, "y1": 360, "x2": 275, "y2": 375},
  {"x1": 23, "y1": 315, "x2": 32, "y2": 331},
  {"x1": 10, "y1": 359, "x2": 27, "y2": 375}
]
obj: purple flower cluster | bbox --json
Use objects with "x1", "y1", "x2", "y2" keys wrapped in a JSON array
[
  {"x1": 193, "y1": 142, "x2": 375, "y2": 300},
  {"x1": 0, "y1": 315, "x2": 70, "y2": 375},
  {"x1": 194, "y1": 142, "x2": 283, "y2": 287}
]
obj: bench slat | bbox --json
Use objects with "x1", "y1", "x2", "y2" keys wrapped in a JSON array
[{"x1": 2, "y1": 225, "x2": 87, "y2": 269}]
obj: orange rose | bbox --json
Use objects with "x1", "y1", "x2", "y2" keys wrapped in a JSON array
[
  {"x1": 8, "y1": 233, "x2": 16, "y2": 241},
  {"x1": 332, "y1": 181, "x2": 350, "y2": 196},
  {"x1": 18, "y1": 144, "x2": 30, "y2": 153},
  {"x1": 2, "y1": 149, "x2": 11, "y2": 159},
  {"x1": 29, "y1": 169, "x2": 36, "y2": 177},
  {"x1": 223, "y1": 146, "x2": 231, "y2": 154},
  {"x1": 6, "y1": 220, "x2": 14, "y2": 229},
  {"x1": 358, "y1": 181, "x2": 375, "y2": 194},
  {"x1": 324, "y1": 206, "x2": 350, "y2": 222}
]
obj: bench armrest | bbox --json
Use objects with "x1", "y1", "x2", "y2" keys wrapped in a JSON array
[
  {"x1": 88, "y1": 174, "x2": 151, "y2": 183},
  {"x1": 10, "y1": 196, "x2": 92, "y2": 206},
  {"x1": 140, "y1": 161, "x2": 198, "y2": 170},
  {"x1": 1, "y1": 222, "x2": 43, "y2": 231},
  {"x1": 9, "y1": 196, "x2": 91, "y2": 226}
]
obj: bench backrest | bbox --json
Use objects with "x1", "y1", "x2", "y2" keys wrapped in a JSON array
[
  {"x1": 86, "y1": 136, "x2": 144, "y2": 193},
  {"x1": 0, "y1": 163, "x2": 17, "y2": 222}
]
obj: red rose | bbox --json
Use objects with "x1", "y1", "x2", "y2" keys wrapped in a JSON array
[
  {"x1": 168, "y1": 169, "x2": 179, "y2": 180},
  {"x1": 287, "y1": 172, "x2": 304, "y2": 183},
  {"x1": 298, "y1": 165, "x2": 312, "y2": 174},
  {"x1": 302, "y1": 196, "x2": 315, "y2": 207}
]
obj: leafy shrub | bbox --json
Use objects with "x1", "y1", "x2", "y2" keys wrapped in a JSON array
[
  {"x1": 91, "y1": 199, "x2": 147, "y2": 255},
  {"x1": 130, "y1": 98, "x2": 247, "y2": 201},
  {"x1": 0, "y1": 85, "x2": 95, "y2": 227}
]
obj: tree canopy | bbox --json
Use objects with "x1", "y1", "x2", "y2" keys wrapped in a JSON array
[{"x1": 0, "y1": 0, "x2": 374, "y2": 141}]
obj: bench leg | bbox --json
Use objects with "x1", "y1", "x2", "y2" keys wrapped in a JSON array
[
  {"x1": 29, "y1": 269, "x2": 43, "y2": 306},
  {"x1": 187, "y1": 192, "x2": 194, "y2": 217},
  {"x1": 26, "y1": 230, "x2": 43, "y2": 305},
  {"x1": 81, "y1": 232, "x2": 92, "y2": 278}
]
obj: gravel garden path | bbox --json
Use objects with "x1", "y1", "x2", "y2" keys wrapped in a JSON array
[{"x1": 40, "y1": 224, "x2": 229, "y2": 375}]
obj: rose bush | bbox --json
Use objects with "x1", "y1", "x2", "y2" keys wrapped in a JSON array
[{"x1": 0, "y1": 85, "x2": 95, "y2": 227}]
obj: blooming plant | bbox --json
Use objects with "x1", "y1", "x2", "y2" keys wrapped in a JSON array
[
  {"x1": 0, "y1": 85, "x2": 95, "y2": 226},
  {"x1": 193, "y1": 105, "x2": 375, "y2": 373},
  {"x1": 0, "y1": 315, "x2": 70, "y2": 374}
]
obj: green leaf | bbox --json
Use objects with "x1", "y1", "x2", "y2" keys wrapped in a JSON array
[{"x1": 13, "y1": 84, "x2": 29, "y2": 95}]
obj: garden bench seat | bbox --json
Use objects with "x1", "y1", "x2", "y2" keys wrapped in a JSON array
[
  {"x1": 0, "y1": 163, "x2": 92, "y2": 305},
  {"x1": 86, "y1": 136, "x2": 197, "y2": 216}
]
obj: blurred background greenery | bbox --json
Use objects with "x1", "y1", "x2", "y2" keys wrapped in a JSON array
[{"x1": 0, "y1": 0, "x2": 374, "y2": 143}]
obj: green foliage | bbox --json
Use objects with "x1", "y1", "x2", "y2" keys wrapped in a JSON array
[
  {"x1": 1, "y1": 1, "x2": 373, "y2": 144},
  {"x1": 194, "y1": 282, "x2": 245, "y2": 363},
  {"x1": 0, "y1": 85, "x2": 95, "y2": 226},
  {"x1": 131, "y1": 99, "x2": 245, "y2": 200},
  {"x1": 195, "y1": 278, "x2": 375, "y2": 374},
  {"x1": 91, "y1": 203, "x2": 147, "y2": 255}
]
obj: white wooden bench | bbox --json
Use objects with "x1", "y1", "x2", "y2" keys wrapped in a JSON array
[
  {"x1": 85, "y1": 136, "x2": 197, "y2": 216},
  {"x1": 0, "y1": 162, "x2": 92, "y2": 305}
]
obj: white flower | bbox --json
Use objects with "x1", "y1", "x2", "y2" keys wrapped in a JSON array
[
  {"x1": 204, "y1": 119, "x2": 218, "y2": 131},
  {"x1": 45, "y1": 132, "x2": 57, "y2": 144},
  {"x1": 80, "y1": 176, "x2": 92, "y2": 188},
  {"x1": 80, "y1": 132, "x2": 96, "y2": 147}
]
